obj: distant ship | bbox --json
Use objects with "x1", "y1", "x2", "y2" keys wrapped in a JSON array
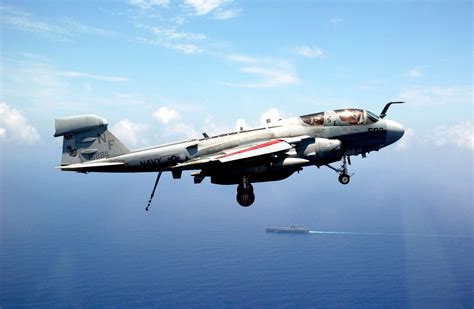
[{"x1": 265, "y1": 226, "x2": 310, "y2": 234}]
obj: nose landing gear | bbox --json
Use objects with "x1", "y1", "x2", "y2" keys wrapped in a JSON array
[
  {"x1": 236, "y1": 176, "x2": 255, "y2": 207},
  {"x1": 326, "y1": 155, "x2": 352, "y2": 185},
  {"x1": 338, "y1": 155, "x2": 351, "y2": 185}
]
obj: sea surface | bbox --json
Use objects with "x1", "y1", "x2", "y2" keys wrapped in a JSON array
[
  {"x1": 1, "y1": 212, "x2": 472, "y2": 307},
  {"x1": 1, "y1": 154, "x2": 473, "y2": 308}
]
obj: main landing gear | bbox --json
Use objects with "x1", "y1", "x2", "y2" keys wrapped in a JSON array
[
  {"x1": 236, "y1": 176, "x2": 255, "y2": 207},
  {"x1": 326, "y1": 155, "x2": 352, "y2": 185}
]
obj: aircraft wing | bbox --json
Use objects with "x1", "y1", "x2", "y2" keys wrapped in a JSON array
[{"x1": 176, "y1": 139, "x2": 292, "y2": 168}]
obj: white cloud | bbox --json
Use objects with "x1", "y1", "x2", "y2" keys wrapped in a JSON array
[
  {"x1": 130, "y1": 0, "x2": 170, "y2": 9},
  {"x1": 170, "y1": 122, "x2": 199, "y2": 139},
  {"x1": 200, "y1": 113, "x2": 229, "y2": 136},
  {"x1": 184, "y1": 0, "x2": 225, "y2": 15},
  {"x1": 148, "y1": 107, "x2": 290, "y2": 142},
  {"x1": 396, "y1": 128, "x2": 414, "y2": 151},
  {"x1": 214, "y1": 9, "x2": 240, "y2": 20},
  {"x1": 244, "y1": 67, "x2": 298, "y2": 87},
  {"x1": 260, "y1": 108, "x2": 285, "y2": 125},
  {"x1": 153, "y1": 107, "x2": 180, "y2": 124},
  {"x1": 183, "y1": 0, "x2": 240, "y2": 20},
  {"x1": 226, "y1": 54, "x2": 258, "y2": 63},
  {"x1": 224, "y1": 54, "x2": 299, "y2": 88},
  {"x1": 424, "y1": 121, "x2": 474, "y2": 151},
  {"x1": 0, "y1": 102, "x2": 41, "y2": 144},
  {"x1": 139, "y1": 37, "x2": 203, "y2": 54},
  {"x1": 149, "y1": 26, "x2": 206, "y2": 40},
  {"x1": 0, "y1": 5, "x2": 69, "y2": 40},
  {"x1": 1, "y1": 58, "x2": 68, "y2": 109},
  {"x1": 228, "y1": 108, "x2": 287, "y2": 130},
  {"x1": 19, "y1": 52, "x2": 49, "y2": 61},
  {"x1": 172, "y1": 42, "x2": 202, "y2": 54},
  {"x1": 399, "y1": 85, "x2": 473, "y2": 106},
  {"x1": 225, "y1": 67, "x2": 299, "y2": 89},
  {"x1": 132, "y1": 0, "x2": 237, "y2": 54},
  {"x1": 112, "y1": 119, "x2": 149, "y2": 147},
  {"x1": 0, "y1": 4, "x2": 28, "y2": 17},
  {"x1": 235, "y1": 118, "x2": 248, "y2": 130},
  {"x1": 404, "y1": 67, "x2": 424, "y2": 78},
  {"x1": 152, "y1": 108, "x2": 199, "y2": 141},
  {"x1": 114, "y1": 109, "x2": 201, "y2": 146},
  {"x1": 1, "y1": 56, "x2": 132, "y2": 115},
  {"x1": 293, "y1": 45, "x2": 324, "y2": 58},
  {"x1": 1, "y1": 5, "x2": 116, "y2": 41},
  {"x1": 225, "y1": 54, "x2": 289, "y2": 67},
  {"x1": 63, "y1": 18, "x2": 115, "y2": 37},
  {"x1": 137, "y1": 24, "x2": 205, "y2": 54},
  {"x1": 59, "y1": 71, "x2": 129, "y2": 82}
]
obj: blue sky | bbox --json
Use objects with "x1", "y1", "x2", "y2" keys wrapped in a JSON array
[
  {"x1": 0, "y1": 0, "x2": 472, "y2": 222},
  {"x1": 0, "y1": 0, "x2": 472, "y2": 149}
]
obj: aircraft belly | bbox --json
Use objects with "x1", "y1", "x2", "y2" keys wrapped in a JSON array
[{"x1": 210, "y1": 168, "x2": 296, "y2": 185}]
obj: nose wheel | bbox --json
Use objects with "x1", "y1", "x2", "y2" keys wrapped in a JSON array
[
  {"x1": 338, "y1": 173, "x2": 350, "y2": 185},
  {"x1": 236, "y1": 176, "x2": 255, "y2": 207}
]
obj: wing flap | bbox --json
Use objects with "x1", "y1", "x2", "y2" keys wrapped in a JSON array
[{"x1": 216, "y1": 139, "x2": 291, "y2": 163}]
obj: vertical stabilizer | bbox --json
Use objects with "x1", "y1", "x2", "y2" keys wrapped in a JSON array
[{"x1": 54, "y1": 115, "x2": 129, "y2": 166}]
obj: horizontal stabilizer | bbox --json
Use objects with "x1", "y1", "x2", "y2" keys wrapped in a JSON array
[{"x1": 57, "y1": 161, "x2": 125, "y2": 171}]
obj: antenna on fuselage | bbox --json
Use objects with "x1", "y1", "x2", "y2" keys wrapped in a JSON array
[{"x1": 379, "y1": 101, "x2": 405, "y2": 119}]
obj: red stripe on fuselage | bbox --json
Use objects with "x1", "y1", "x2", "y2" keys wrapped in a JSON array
[{"x1": 216, "y1": 140, "x2": 284, "y2": 159}]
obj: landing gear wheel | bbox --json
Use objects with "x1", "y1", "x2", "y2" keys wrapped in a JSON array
[
  {"x1": 338, "y1": 174, "x2": 350, "y2": 185},
  {"x1": 236, "y1": 190, "x2": 255, "y2": 207}
]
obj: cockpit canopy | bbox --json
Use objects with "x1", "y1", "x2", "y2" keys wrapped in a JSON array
[
  {"x1": 366, "y1": 110, "x2": 380, "y2": 123},
  {"x1": 300, "y1": 112, "x2": 325, "y2": 126},
  {"x1": 300, "y1": 109, "x2": 379, "y2": 126}
]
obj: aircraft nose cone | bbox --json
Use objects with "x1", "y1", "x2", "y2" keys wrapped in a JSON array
[{"x1": 385, "y1": 119, "x2": 405, "y2": 145}]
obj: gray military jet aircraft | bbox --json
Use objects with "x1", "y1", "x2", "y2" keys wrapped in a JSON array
[{"x1": 54, "y1": 102, "x2": 404, "y2": 209}]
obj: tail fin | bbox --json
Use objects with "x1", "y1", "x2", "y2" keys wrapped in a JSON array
[{"x1": 54, "y1": 115, "x2": 129, "y2": 166}]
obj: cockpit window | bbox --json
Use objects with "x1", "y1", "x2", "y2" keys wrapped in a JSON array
[
  {"x1": 367, "y1": 111, "x2": 379, "y2": 123},
  {"x1": 301, "y1": 112, "x2": 324, "y2": 126},
  {"x1": 335, "y1": 109, "x2": 364, "y2": 125}
]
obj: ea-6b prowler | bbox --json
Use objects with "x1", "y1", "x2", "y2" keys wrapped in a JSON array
[{"x1": 54, "y1": 102, "x2": 405, "y2": 208}]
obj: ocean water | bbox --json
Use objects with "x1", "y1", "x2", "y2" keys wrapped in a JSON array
[
  {"x1": 2, "y1": 203, "x2": 472, "y2": 308},
  {"x1": 1, "y1": 150, "x2": 473, "y2": 308}
]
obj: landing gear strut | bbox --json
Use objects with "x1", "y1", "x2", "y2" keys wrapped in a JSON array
[
  {"x1": 236, "y1": 176, "x2": 255, "y2": 207},
  {"x1": 338, "y1": 155, "x2": 350, "y2": 185},
  {"x1": 326, "y1": 155, "x2": 352, "y2": 185}
]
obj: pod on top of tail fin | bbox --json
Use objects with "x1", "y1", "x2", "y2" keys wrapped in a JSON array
[{"x1": 54, "y1": 114, "x2": 129, "y2": 166}]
